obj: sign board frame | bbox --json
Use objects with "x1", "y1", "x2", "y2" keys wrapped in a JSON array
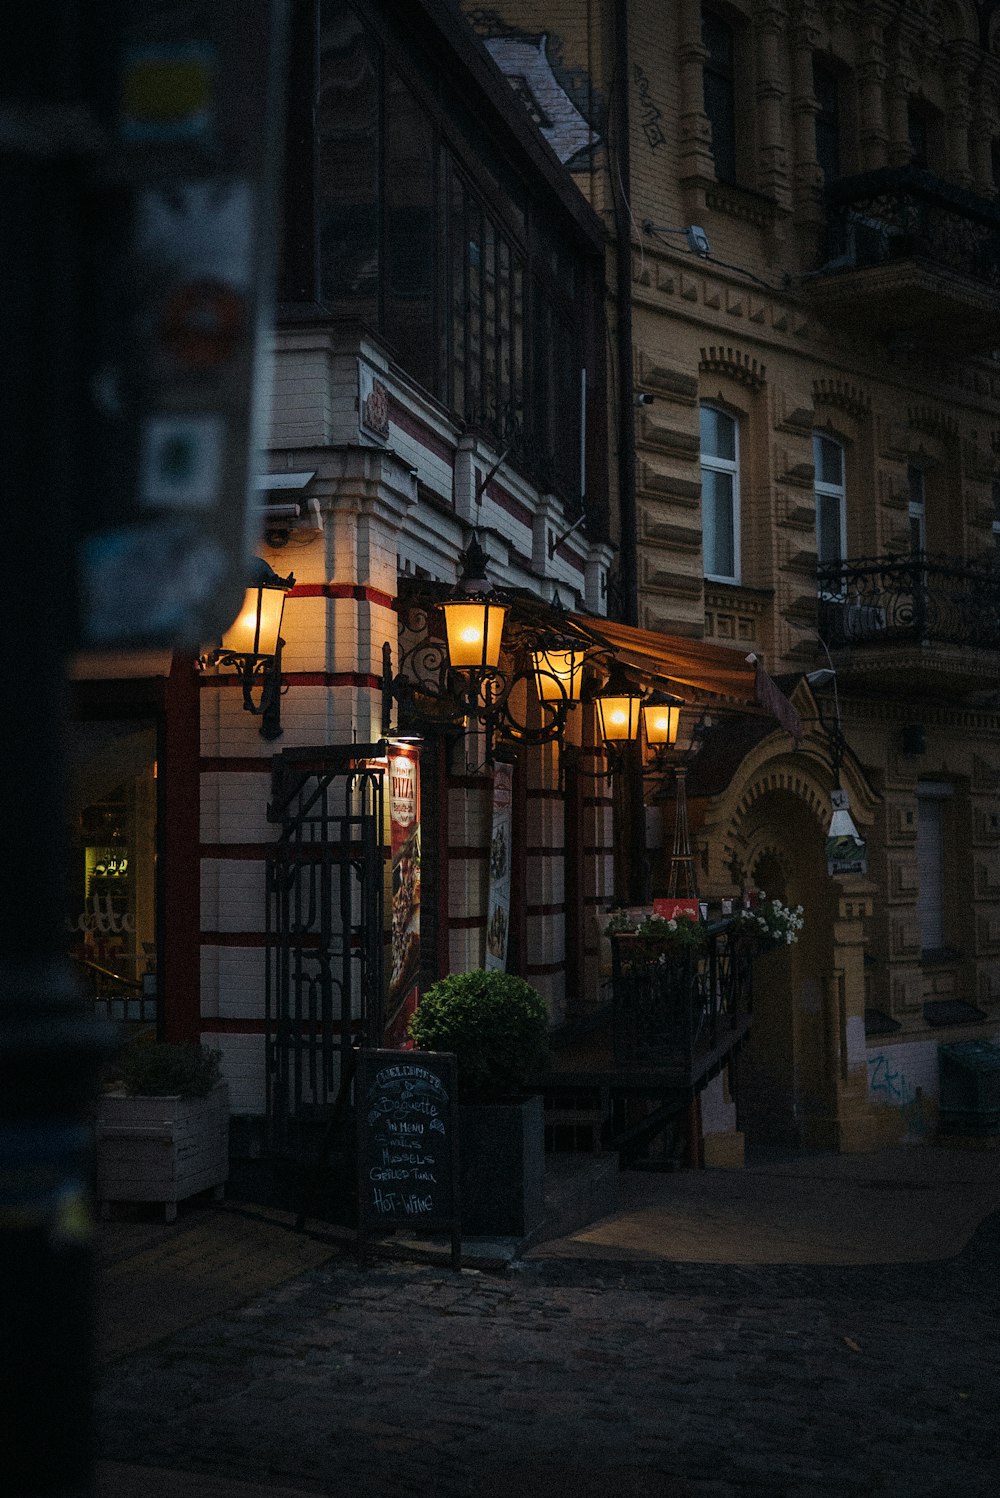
[{"x1": 355, "y1": 1049, "x2": 460, "y2": 1270}]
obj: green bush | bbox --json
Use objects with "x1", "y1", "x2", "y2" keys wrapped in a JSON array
[
  {"x1": 407, "y1": 970, "x2": 549, "y2": 1103},
  {"x1": 121, "y1": 1042, "x2": 222, "y2": 1099}
]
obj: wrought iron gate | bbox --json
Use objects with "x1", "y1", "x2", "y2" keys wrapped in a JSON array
[{"x1": 265, "y1": 746, "x2": 386, "y2": 1156}]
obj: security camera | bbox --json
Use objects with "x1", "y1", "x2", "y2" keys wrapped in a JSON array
[
  {"x1": 408, "y1": 467, "x2": 419, "y2": 478},
  {"x1": 636, "y1": 392, "x2": 654, "y2": 406},
  {"x1": 686, "y1": 225, "x2": 711, "y2": 257},
  {"x1": 806, "y1": 667, "x2": 837, "y2": 690}
]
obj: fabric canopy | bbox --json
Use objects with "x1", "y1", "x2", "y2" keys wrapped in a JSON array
[
  {"x1": 572, "y1": 614, "x2": 757, "y2": 703},
  {"x1": 570, "y1": 613, "x2": 802, "y2": 737}
]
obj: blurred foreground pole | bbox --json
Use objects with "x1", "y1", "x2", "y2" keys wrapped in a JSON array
[
  {"x1": 0, "y1": 5, "x2": 113, "y2": 1495},
  {"x1": 1, "y1": 1, "x2": 287, "y2": 1491}
]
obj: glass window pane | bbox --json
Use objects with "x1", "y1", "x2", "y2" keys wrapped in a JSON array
[
  {"x1": 384, "y1": 68, "x2": 436, "y2": 391},
  {"x1": 317, "y1": 5, "x2": 380, "y2": 320},
  {"x1": 704, "y1": 469, "x2": 735, "y2": 577},
  {"x1": 817, "y1": 491, "x2": 843, "y2": 564},
  {"x1": 701, "y1": 10, "x2": 733, "y2": 70},
  {"x1": 700, "y1": 405, "x2": 735, "y2": 461},
  {"x1": 814, "y1": 434, "x2": 843, "y2": 486},
  {"x1": 908, "y1": 464, "x2": 925, "y2": 507}
]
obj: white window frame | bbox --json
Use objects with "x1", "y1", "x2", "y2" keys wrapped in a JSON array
[
  {"x1": 700, "y1": 403, "x2": 741, "y2": 584},
  {"x1": 908, "y1": 463, "x2": 926, "y2": 554},
  {"x1": 813, "y1": 432, "x2": 846, "y2": 569}
]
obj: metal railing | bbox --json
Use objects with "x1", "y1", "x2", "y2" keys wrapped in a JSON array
[
  {"x1": 816, "y1": 552, "x2": 1000, "y2": 651},
  {"x1": 820, "y1": 166, "x2": 1000, "y2": 288},
  {"x1": 70, "y1": 955, "x2": 157, "y2": 1026},
  {"x1": 610, "y1": 917, "x2": 753, "y2": 1078}
]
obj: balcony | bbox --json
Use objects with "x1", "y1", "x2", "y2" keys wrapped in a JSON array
[
  {"x1": 817, "y1": 552, "x2": 1000, "y2": 689},
  {"x1": 802, "y1": 167, "x2": 1000, "y2": 351}
]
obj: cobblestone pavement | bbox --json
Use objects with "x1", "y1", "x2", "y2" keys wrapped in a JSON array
[{"x1": 97, "y1": 1211, "x2": 1000, "y2": 1498}]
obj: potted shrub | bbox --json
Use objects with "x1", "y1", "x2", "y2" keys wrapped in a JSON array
[
  {"x1": 408, "y1": 970, "x2": 549, "y2": 1237},
  {"x1": 96, "y1": 1042, "x2": 229, "y2": 1222}
]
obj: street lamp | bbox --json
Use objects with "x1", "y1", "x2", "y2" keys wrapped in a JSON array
[
  {"x1": 594, "y1": 662, "x2": 645, "y2": 744},
  {"x1": 440, "y1": 537, "x2": 508, "y2": 676},
  {"x1": 641, "y1": 689, "x2": 683, "y2": 754},
  {"x1": 214, "y1": 558, "x2": 295, "y2": 739}
]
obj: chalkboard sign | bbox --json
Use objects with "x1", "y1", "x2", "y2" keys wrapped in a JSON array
[{"x1": 356, "y1": 1049, "x2": 461, "y2": 1269}]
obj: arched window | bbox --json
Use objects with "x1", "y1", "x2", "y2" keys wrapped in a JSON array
[
  {"x1": 700, "y1": 404, "x2": 740, "y2": 582},
  {"x1": 813, "y1": 432, "x2": 846, "y2": 565},
  {"x1": 702, "y1": 8, "x2": 737, "y2": 183}
]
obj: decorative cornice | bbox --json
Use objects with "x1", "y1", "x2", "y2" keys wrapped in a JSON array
[
  {"x1": 699, "y1": 346, "x2": 767, "y2": 389},
  {"x1": 813, "y1": 377, "x2": 872, "y2": 419},
  {"x1": 907, "y1": 403, "x2": 959, "y2": 440}
]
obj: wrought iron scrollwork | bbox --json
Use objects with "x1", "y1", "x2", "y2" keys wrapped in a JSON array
[
  {"x1": 382, "y1": 583, "x2": 618, "y2": 761},
  {"x1": 817, "y1": 552, "x2": 1000, "y2": 651},
  {"x1": 822, "y1": 166, "x2": 1000, "y2": 289}
]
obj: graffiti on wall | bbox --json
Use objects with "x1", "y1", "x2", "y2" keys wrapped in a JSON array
[
  {"x1": 867, "y1": 1051, "x2": 935, "y2": 1138},
  {"x1": 868, "y1": 1052, "x2": 916, "y2": 1105},
  {"x1": 633, "y1": 63, "x2": 665, "y2": 149}
]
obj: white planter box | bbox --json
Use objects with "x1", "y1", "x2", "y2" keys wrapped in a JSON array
[{"x1": 96, "y1": 1082, "x2": 229, "y2": 1222}]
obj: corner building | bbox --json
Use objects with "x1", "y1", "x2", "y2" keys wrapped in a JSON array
[{"x1": 463, "y1": 0, "x2": 1000, "y2": 1151}]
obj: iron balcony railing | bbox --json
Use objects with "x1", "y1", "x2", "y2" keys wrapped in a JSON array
[
  {"x1": 821, "y1": 166, "x2": 1000, "y2": 288},
  {"x1": 816, "y1": 553, "x2": 1000, "y2": 651},
  {"x1": 610, "y1": 917, "x2": 752, "y2": 1082}
]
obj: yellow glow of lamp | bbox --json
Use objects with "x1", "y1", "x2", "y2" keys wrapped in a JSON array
[
  {"x1": 441, "y1": 596, "x2": 507, "y2": 671},
  {"x1": 531, "y1": 644, "x2": 586, "y2": 703},
  {"x1": 642, "y1": 690, "x2": 683, "y2": 749},
  {"x1": 220, "y1": 560, "x2": 294, "y2": 658},
  {"x1": 440, "y1": 536, "x2": 507, "y2": 673},
  {"x1": 594, "y1": 665, "x2": 645, "y2": 743}
]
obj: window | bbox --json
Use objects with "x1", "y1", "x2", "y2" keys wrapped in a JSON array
[
  {"x1": 908, "y1": 464, "x2": 926, "y2": 553},
  {"x1": 702, "y1": 9, "x2": 737, "y2": 183},
  {"x1": 700, "y1": 404, "x2": 740, "y2": 582},
  {"x1": 907, "y1": 102, "x2": 929, "y2": 170},
  {"x1": 293, "y1": 0, "x2": 593, "y2": 504},
  {"x1": 813, "y1": 433, "x2": 846, "y2": 565},
  {"x1": 992, "y1": 478, "x2": 1000, "y2": 558},
  {"x1": 814, "y1": 61, "x2": 840, "y2": 184},
  {"x1": 916, "y1": 782, "x2": 953, "y2": 953}
]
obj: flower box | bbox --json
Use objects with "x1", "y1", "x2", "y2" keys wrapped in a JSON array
[{"x1": 96, "y1": 1082, "x2": 229, "y2": 1222}]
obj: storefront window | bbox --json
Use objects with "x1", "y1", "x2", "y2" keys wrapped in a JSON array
[{"x1": 66, "y1": 720, "x2": 159, "y2": 1029}]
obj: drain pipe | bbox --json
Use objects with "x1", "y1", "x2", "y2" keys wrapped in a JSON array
[
  {"x1": 612, "y1": 0, "x2": 638, "y2": 628},
  {"x1": 610, "y1": 1, "x2": 646, "y2": 905}
]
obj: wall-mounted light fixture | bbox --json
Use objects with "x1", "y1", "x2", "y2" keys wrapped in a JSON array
[
  {"x1": 593, "y1": 662, "x2": 645, "y2": 744},
  {"x1": 210, "y1": 558, "x2": 295, "y2": 740},
  {"x1": 439, "y1": 538, "x2": 508, "y2": 677}
]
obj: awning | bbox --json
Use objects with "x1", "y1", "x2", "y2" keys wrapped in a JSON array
[
  {"x1": 570, "y1": 613, "x2": 802, "y2": 737},
  {"x1": 571, "y1": 614, "x2": 753, "y2": 703}
]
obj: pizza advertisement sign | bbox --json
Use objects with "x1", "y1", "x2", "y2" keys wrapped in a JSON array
[{"x1": 385, "y1": 745, "x2": 421, "y2": 1048}]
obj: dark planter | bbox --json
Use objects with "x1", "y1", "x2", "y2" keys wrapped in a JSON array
[{"x1": 458, "y1": 1093, "x2": 545, "y2": 1238}]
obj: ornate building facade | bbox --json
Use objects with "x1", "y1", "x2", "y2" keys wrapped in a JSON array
[{"x1": 465, "y1": 0, "x2": 1000, "y2": 1151}]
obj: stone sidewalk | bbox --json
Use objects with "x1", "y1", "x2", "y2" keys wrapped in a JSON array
[
  {"x1": 531, "y1": 1141, "x2": 1000, "y2": 1266},
  {"x1": 94, "y1": 1143, "x2": 1000, "y2": 1498}
]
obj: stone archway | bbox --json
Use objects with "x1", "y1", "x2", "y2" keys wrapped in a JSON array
[
  {"x1": 732, "y1": 787, "x2": 841, "y2": 1151},
  {"x1": 696, "y1": 688, "x2": 880, "y2": 1154}
]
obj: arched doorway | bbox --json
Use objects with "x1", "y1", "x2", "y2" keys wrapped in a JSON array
[{"x1": 733, "y1": 788, "x2": 839, "y2": 1153}]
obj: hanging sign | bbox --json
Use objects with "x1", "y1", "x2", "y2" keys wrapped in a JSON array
[
  {"x1": 385, "y1": 746, "x2": 421, "y2": 1047},
  {"x1": 484, "y1": 760, "x2": 513, "y2": 971},
  {"x1": 826, "y1": 788, "x2": 867, "y2": 877}
]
